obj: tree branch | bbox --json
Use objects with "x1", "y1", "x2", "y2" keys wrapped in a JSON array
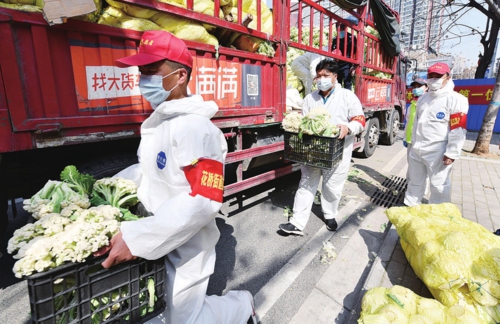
[
  {"x1": 484, "y1": 0, "x2": 500, "y2": 19},
  {"x1": 468, "y1": 0, "x2": 496, "y2": 19}
]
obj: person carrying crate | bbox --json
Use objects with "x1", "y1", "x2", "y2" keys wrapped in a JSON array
[
  {"x1": 279, "y1": 59, "x2": 365, "y2": 235},
  {"x1": 97, "y1": 30, "x2": 257, "y2": 324}
]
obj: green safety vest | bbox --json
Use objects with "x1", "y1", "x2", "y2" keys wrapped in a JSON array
[{"x1": 405, "y1": 100, "x2": 417, "y2": 144}]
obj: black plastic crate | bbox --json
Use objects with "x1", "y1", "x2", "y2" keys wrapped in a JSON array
[
  {"x1": 27, "y1": 255, "x2": 166, "y2": 324},
  {"x1": 284, "y1": 131, "x2": 344, "y2": 169}
]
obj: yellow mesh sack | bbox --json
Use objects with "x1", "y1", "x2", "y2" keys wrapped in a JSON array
[
  {"x1": 98, "y1": 6, "x2": 162, "y2": 32},
  {"x1": 386, "y1": 203, "x2": 500, "y2": 322},
  {"x1": 359, "y1": 285, "x2": 485, "y2": 323}
]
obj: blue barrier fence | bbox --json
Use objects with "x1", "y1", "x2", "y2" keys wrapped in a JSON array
[{"x1": 406, "y1": 78, "x2": 498, "y2": 133}]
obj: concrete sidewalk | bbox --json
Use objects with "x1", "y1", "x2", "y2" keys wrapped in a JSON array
[{"x1": 285, "y1": 132, "x2": 500, "y2": 323}]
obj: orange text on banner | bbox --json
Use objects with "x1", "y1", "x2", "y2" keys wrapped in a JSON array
[{"x1": 183, "y1": 158, "x2": 224, "y2": 203}]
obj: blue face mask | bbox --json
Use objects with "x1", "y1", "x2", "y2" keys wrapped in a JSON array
[
  {"x1": 412, "y1": 88, "x2": 424, "y2": 97},
  {"x1": 339, "y1": 31, "x2": 345, "y2": 38},
  {"x1": 139, "y1": 69, "x2": 179, "y2": 107}
]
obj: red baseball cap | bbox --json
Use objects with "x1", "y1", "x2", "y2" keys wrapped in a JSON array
[
  {"x1": 427, "y1": 63, "x2": 450, "y2": 75},
  {"x1": 116, "y1": 30, "x2": 193, "y2": 68}
]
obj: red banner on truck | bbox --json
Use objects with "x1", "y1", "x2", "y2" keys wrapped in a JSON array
[
  {"x1": 406, "y1": 84, "x2": 494, "y2": 105},
  {"x1": 70, "y1": 40, "x2": 261, "y2": 111}
]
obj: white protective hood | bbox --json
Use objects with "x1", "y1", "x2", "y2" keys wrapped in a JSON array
[{"x1": 143, "y1": 95, "x2": 219, "y2": 130}]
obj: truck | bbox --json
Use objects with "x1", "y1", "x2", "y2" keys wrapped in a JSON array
[{"x1": 0, "y1": 0, "x2": 407, "y2": 231}]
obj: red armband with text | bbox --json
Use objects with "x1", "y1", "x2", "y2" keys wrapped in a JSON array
[
  {"x1": 350, "y1": 115, "x2": 366, "y2": 128},
  {"x1": 183, "y1": 158, "x2": 224, "y2": 203},
  {"x1": 449, "y1": 112, "x2": 467, "y2": 130}
]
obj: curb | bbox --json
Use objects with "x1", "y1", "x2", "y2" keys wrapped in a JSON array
[{"x1": 346, "y1": 222, "x2": 400, "y2": 323}]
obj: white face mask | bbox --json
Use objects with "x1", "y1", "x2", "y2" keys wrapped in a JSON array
[
  {"x1": 427, "y1": 78, "x2": 444, "y2": 91},
  {"x1": 317, "y1": 77, "x2": 334, "y2": 92}
]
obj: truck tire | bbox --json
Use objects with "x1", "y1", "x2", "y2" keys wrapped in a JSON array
[
  {"x1": 355, "y1": 118, "x2": 379, "y2": 158},
  {"x1": 77, "y1": 154, "x2": 138, "y2": 179},
  {"x1": 380, "y1": 109, "x2": 400, "y2": 145}
]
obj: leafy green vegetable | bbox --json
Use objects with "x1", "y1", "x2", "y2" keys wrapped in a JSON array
[
  {"x1": 257, "y1": 41, "x2": 275, "y2": 57},
  {"x1": 23, "y1": 180, "x2": 91, "y2": 220},
  {"x1": 90, "y1": 177, "x2": 139, "y2": 210},
  {"x1": 298, "y1": 107, "x2": 339, "y2": 139},
  {"x1": 60, "y1": 165, "x2": 95, "y2": 196}
]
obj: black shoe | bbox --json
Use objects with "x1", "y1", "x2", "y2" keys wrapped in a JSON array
[
  {"x1": 325, "y1": 218, "x2": 338, "y2": 231},
  {"x1": 279, "y1": 223, "x2": 304, "y2": 235}
]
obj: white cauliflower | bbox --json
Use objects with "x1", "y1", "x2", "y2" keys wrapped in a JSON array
[
  {"x1": 7, "y1": 223, "x2": 37, "y2": 255},
  {"x1": 10, "y1": 168, "x2": 143, "y2": 278},
  {"x1": 60, "y1": 203, "x2": 85, "y2": 220},
  {"x1": 90, "y1": 177, "x2": 138, "y2": 209},
  {"x1": 75, "y1": 205, "x2": 122, "y2": 223},
  {"x1": 282, "y1": 111, "x2": 304, "y2": 133},
  {"x1": 12, "y1": 219, "x2": 120, "y2": 278},
  {"x1": 23, "y1": 180, "x2": 90, "y2": 220},
  {"x1": 307, "y1": 106, "x2": 331, "y2": 120},
  {"x1": 13, "y1": 236, "x2": 56, "y2": 277}
]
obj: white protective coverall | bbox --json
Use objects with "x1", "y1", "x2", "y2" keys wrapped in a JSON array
[
  {"x1": 291, "y1": 52, "x2": 324, "y2": 95},
  {"x1": 115, "y1": 95, "x2": 253, "y2": 324},
  {"x1": 289, "y1": 83, "x2": 365, "y2": 231},
  {"x1": 404, "y1": 80, "x2": 469, "y2": 206}
]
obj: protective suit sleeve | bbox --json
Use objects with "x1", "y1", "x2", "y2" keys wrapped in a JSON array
[
  {"x1": 309, "y1": 54, "x2": 322, "y2": 80},
  {"x1": 445, "y1": 94, "x2": 469, "y2": 160},
  {"x1": 345, "y1": 91, "x2": 365, "y2": 135},
  {"x1": 113, "y1": 163, "x2": 142, "y2": 187},
  {"x1": 120, "y1": 193, "x2": 220, "y2": 260}
]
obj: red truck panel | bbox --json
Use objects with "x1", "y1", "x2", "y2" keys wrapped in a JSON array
[{"x1": 0, "y1": 7, "x2": 283, "y2": 153}]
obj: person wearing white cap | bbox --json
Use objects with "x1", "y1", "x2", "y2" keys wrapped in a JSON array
[
  {"x1": 404, "y1": 63, "x2": 469, "y2": 206},
  {"x1": 96, "y1": 30, "x2": 256, "y2": 324}
]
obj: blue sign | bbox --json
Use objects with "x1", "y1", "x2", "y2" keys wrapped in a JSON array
[
  {"x1": 156, "y1": 151, "x2": 167, "y2": 170},
  {"x1": 436, "y1": 112, "x2": 445, "y2": 120}
]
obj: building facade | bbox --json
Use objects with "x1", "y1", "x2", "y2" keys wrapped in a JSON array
[{"x1": 387, "y1": 0, "x2": 445, "y2": 52}]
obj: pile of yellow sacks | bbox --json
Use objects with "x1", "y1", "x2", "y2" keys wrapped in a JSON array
[
  {"x1": 1, "y1": 0, "x2": 273, "y2": 51},
  {"x1": 359, "y1": 285, "x2": 484, "y2": 323},
  {"x1": 360, "y1": 203, "x2": 500, "y2": 323},
  {"x1": 0, "y1": 0, "x2": 102, "y2": 21},
  {"x1": 0, "y1": 0, "x2": 43, "y2": 12}
]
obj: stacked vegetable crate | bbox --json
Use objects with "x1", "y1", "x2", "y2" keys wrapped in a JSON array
[
  {"x1": 27, "y1": 255, "x2": 166, "y2": 324},
  {"x1": 284, "y1": 131, "x2": 344, "y2": 169}
]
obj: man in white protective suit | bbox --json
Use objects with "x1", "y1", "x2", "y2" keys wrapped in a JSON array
[
  {"x1": 291, "y1": 52, "x2": 324, "y2": 96},
  {"x1": 98, "y1": 30, "x2": 257, "y2": 324},
  {"x1": 279, "y1": 59, "x2": 366, "y2": 235},
  {"x1": 404, "y1": 62, "x2": 469, "y2": 206}
]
